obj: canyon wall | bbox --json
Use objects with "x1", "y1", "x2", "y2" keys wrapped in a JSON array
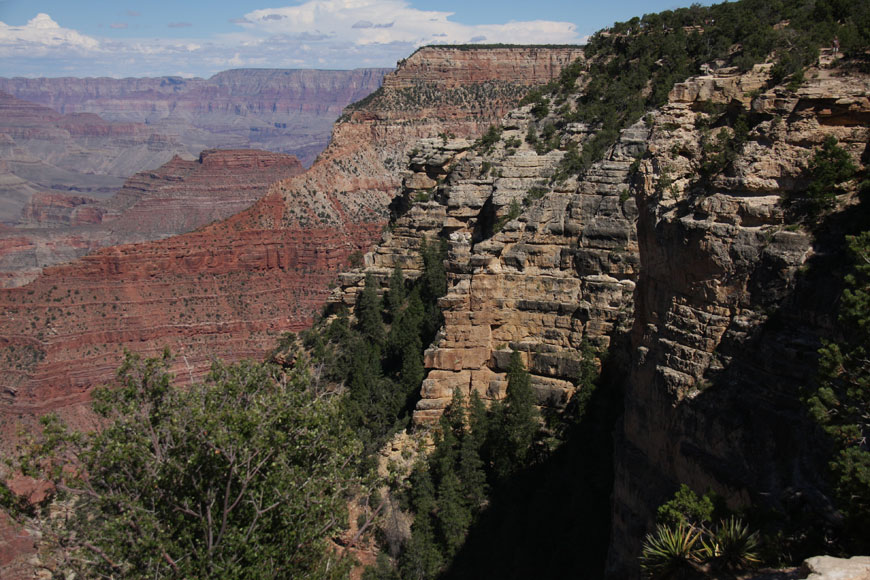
[
  {"x1": 0, "y1": 46, "x2": 583, "y2": 445},
  {"x1": 607, "y1": 65, "x2": 870, "y2": 575},
  {"x1": 0, "y1": 91, "x2": 181, "y2": 222},
  {"x1": 332, "y1": 105, "x2": 641, "y2": 425},
  {"x1": 0, "y1": 69, "x2": 388, "y2": 228}
]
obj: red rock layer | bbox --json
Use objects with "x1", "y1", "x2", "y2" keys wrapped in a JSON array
[
  {"x1": 0, "y1": 149, "x2": 306, "y2": 289},
  {"x1": 0, "y1": 511, "x2": 35, "y2": 580}
]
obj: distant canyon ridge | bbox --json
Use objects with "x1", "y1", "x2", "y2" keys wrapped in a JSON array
[
  {"x1": 0, "y1": 68, "x2": 390, "y2": 286},
  {"x1": 0, "y1": 68, "x2": 391, "y2": 224}
]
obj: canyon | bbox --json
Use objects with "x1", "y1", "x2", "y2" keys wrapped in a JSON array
[
  {"x1": 0, "y1": 69, "x2": 388, "y2": 231},
  {"x1": 0, "y1": 68, "x2": 388, "y2": 286},
  {"x1": 0, "y1": 68, "x2": 391, "y2": 171},
  {"x1": 0, "y1": 46, "x2": 584, "y2": 447},
  {"x1": 1, "y1": 20, "x2": 868, "y2": 579},
  {"x1": 0, "y1": 90, "x2": 173, "y2": 223}
]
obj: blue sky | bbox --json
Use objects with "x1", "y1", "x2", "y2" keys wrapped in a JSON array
[{"x1": 0, "y1": 0, "x2": 712, "y2": 78}]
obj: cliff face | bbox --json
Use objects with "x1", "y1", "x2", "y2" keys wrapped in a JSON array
[
  {"x1": 331, "y1": 45, "x2": 639, "y2": 426},
  {"x1": 608, "y1": 66, "x2": 870, "y2": 574},
  {"x1": 358, "y1": 46, "x2": 584, "y2": 128},
  {"x1": 339, "y1": 112, "x2": 642, "y2": 424},
  {"x1": 386, "y1": 46, "x2": 584, "y2": 91},
  {"x1": 330, "y1": 51, "x2": 869, "y2": 576},
  {"x1": 0, "y1": 149, "x2": 305, "y2": 288},
  {"x1": 0, "y1": 46, "x2": 581, "y2": 445}
]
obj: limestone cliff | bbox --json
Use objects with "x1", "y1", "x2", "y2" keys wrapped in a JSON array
[
  {"x1": 330, "y1": 49, "x2": 868, "y2": 576},
  {"x1": 607, "y1": 63, "x2": 870, "y2": 575}
]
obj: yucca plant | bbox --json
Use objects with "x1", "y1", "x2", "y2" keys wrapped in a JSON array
[
  {"x1": 640, "y1": 521, "x2": 704, "y2": 579},
  {"x1": 700, "y1": 516, "x2": 761, "y2": 572}
]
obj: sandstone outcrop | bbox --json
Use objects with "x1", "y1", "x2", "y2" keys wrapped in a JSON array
[
  {"x1": 0, "y1": 46, "x2": 581, "y2": 445},
  {"x1": 607, "y1": 64, "x2": 870, "y2": 575}
]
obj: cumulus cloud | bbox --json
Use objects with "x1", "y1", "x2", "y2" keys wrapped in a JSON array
[
  {"x1": 239, "y1": 0, "x2": 579, "y2": 47},
  {"x1": 0, "y1": 13, "x2": 100, "y2": 56}
]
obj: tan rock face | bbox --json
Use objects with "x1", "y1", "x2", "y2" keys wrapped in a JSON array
[
  {"x1": 800, "y1": 555, "x2": 870, "y2": 580},
  {"x1": 608, "y1": 66, "x2": 870, "y2": 576},
  {"x1": 331, "y1": 67, "x2": 643, "y2": 424},
  {"x1": 0, "y1": 46, "x2": 581, "y2": 448},
  {"x1": 409, "y1": 111, "x2": 644, "y2": 423},
  {"x1": 387, "y1": 46, "x2": 586, "y2": 90},
  {"x1": 339, "y1": 55, "x2": 869, "y2": 575}
]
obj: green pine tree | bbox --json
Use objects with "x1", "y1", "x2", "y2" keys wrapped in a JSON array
[
  {"x1": 419, "y1": 237, "x2": 448, "y2": 341},
  {"x1": 401, "y1": 464, "x2": 443, "y2": 580},
  {"x1": 807, "y1": 231, "x2": 870, "y2": 549},
  {"x1": 357, "y1": 273, "x2": 386, "y2": 347},
  {"x1": 467, "y1": 389, "x2": 489, "y2": 455},
  {"x1": 488, "y1": 351, "x2": 539, "y2": 480},
  {"x1": 435, "y1": 470, "x2": 472, "y2": 557},
  {"x1": 387, "y1": 264, "x2": 407, "y2": 321},
  {"x1": 458, "y1": 418, "x2": 488, "y2": 509}
]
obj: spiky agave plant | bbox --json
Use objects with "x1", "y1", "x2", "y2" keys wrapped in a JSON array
[
  {"x1": 701, "y1": 516, "x2": 761, "y2": 571},
  {"x1": 640, "y1": 521, "x2": 703, "y2": 579}
]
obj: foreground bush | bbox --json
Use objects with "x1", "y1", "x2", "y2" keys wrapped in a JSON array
[{"x1": 22, "y1": 352, "x2": 361, "y2": 579}]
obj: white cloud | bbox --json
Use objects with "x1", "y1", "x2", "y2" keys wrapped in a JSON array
[
  {"x1": 0, "y1": 13, "x2": 100, "y2": 56},
  {"x1": 239, "y1": 0, "x2": 580, "y2": 47}
]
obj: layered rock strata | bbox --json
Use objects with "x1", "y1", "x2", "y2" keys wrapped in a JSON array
[
  {"x1": 608, "y1": 65, "x2": 870, "y2": 575},
  {"x1": 0, "y1": 91, "x2": 182, "y2": 222},
  {"x1": 332, "y1": 56, "x2": 869, "y2": 576},
  {"x1": 0, "y1": 149, "x2": 305, "y2": 288},
  {"x1": 332, "y1": 89, "x2": 643, "y2": 424}
]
